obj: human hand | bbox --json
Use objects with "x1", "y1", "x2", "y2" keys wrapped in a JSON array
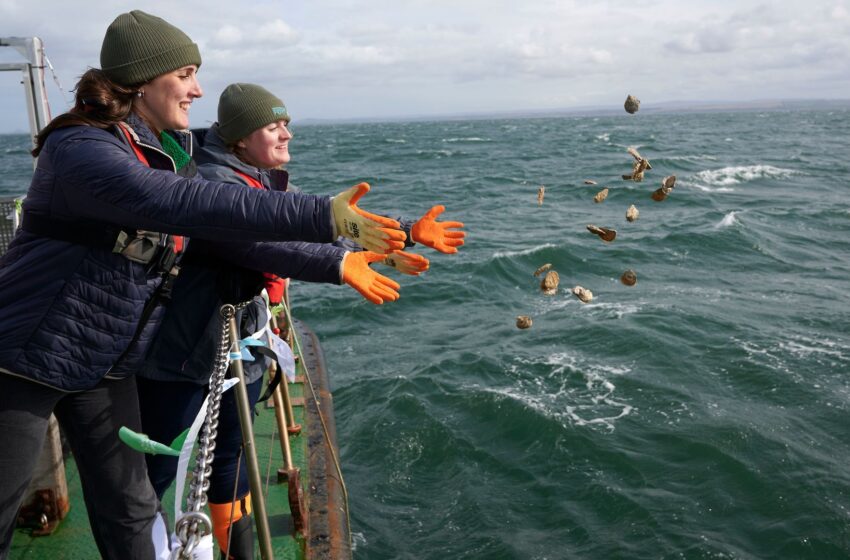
[
  {"x1": 342, "y1": 251, "x2": 401, "y2": 304},
  {"x1": 410, "y1": 205, "x2": 465, "y2": 254},
  {"x1": 331, "y1": 183, "x2": 407, "y2": 253},
  {"x1": 380, "y1": 250, "x2": 430, "y2": 276}
]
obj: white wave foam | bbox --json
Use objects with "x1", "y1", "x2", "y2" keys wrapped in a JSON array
[
  {"x1": 714, "y1": 211, "x2": 739, "y2": 228},
  {"x1": 492, "y1": 243, "x2": 558, "y2": 259},
  {"x1": 442, "y1": 137, "x2": 489, "y2": 143},
  {"x1": 665, "y1": 154, "x2": 718, "y2": 162},
  {"x1": 542, "y1": 352, "x2": 631, "y2": 378},
  {"x1": 595, "y1": 133, "x2": 610, "y2": 142},
  {"x1": 780, "y1": 336, "x2": 848, "y2": 360},
  {"x1": 566, "y1": 400, "x2": 633, "y2": 429},
  {"x1": 732, "y1": 335, "x2": 850, "y2": 384},
  {"x1": 416, "y1": 149, "x2": 454, "y2": 157},
  {"x1": 536, "y1": 295, "x2": 645, "y2": 317},
  {"x1": 351, "y1": 532, "x2": 367, "y2": 551},
  {"x1": 582, "y1": 301, "x2": 641, "y2": 318},
  {"x1": 500, "y1": 351, "x2": 634, "y2": 432},
  {"x1": 686, "y1": 182, "x2": 736, "y2": 193},
  {"x1": 384, "y1": 138, "x2": 407, "y2": 143},
  {"x1": 692, "y1": 165, "x2": 797, "y2": 187}
]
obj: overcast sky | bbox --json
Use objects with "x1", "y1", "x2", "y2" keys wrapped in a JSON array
[{"x1": 1, "y1": 0, "x2": 849, "y2": 133}]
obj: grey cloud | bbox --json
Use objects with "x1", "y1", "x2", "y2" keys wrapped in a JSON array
[
  {"x1": 2, "y1": 0, "x2": 850, "y2": 132},
  {"x1": 664, "y1": 28, "x2": 737, "y2": 54}
]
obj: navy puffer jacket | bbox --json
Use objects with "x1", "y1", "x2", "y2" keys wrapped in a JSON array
[{"x1": 0, "y1": 116, "x2": 334, "y2": 391}]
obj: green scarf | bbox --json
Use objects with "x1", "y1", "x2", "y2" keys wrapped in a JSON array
[{"x1": 159, "y1": 132, "x2": 191, "y2": 171}]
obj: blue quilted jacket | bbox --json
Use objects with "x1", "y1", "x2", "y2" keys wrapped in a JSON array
[{"x1": 0, "y1": 115, "x2": 334, "y2": 391}]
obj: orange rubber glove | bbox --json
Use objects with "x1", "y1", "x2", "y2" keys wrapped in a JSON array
[
  {"x1": 342, "y1": 251, "x2": 401, "y2": 304},
  {"x1": 332, "y1": 183, "x2": 406, "y2": 254},
  {"x1": 381, "y1": 250, "x2": 430, "y2": 276},
  {"x1": 410, "y1": 205, "x2": 466, "y2": 254}
]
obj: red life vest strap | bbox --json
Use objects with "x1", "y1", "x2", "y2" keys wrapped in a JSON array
[
  {"x1": 232, "y1": 169, "x2": 264, "y2": 190},
  {"x1": 117, "y1": 123, "x2": 184, "y2": 254},
  {"x1": 117, "y1": 122, "x2": 151, "y2": 167}
]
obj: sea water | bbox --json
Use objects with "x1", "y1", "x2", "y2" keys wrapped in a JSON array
[{"x1": 2, "y1": 108, "x2": 849, "y2": 559}]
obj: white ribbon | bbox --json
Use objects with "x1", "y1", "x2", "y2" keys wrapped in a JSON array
[{"x1": 173, "y1": 378, "x2": 240, "y2": 530}]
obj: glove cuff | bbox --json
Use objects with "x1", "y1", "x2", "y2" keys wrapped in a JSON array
[
  {"x1": 402, "y1": 219, "x2": 416, "y2": 247},
  {"x1": 339, "y1": 251, "x2": 350, "y2": 284},
  {"x1": 330, "y1": 196, "x2": 341, "y2": 239}
]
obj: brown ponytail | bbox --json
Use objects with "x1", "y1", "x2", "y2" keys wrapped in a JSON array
[{"x1": 32, "y1": 69, "x2": 140, "y2": 157}]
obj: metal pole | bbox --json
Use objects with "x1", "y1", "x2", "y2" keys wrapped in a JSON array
[
  {"x1": 270, "y1": 310, "x2": 300, "y2": 435},
  {"x1": 227, "y1": 315, "x2": 274, "y2": 560},
  {"x1": 270, "y1": 362, "x2": 294, "y2": 471},
  {"x1": 278, "y1": 363, "x2": 300, "y2": 434}
]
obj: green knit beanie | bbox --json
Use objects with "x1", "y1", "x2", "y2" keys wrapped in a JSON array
[
  {"x1": 217, "y1": 83, "x2": 289, "y2": 144},
  {"x1": 100, "y1": 10, "x2": 202, "y2": 86}
]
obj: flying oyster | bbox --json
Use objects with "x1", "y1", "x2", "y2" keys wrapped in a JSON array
[
  {"x1": 652, "y1": 175, "x2": 677, "y2": 202},
  {"x1": 540, "y1": 270, "x2": 559, "y2": 295},
  {"x1": 516, "y1": 315, "x2": 533, "y2": 329},
  {"x1": 622, "y1": 147, "x2": 652, "y2": 182},
  {"x1": 620, "y1": 269, "x2": 637, "y2": 286},
  {"x1": 587, "y1": 224, "x2": 617, "y2": 242},
  {"x1": 593, "y1": 188, "x2": 609, "y2": 203},
  {"x1": 537, "y1": 186, "x2": 545, "y2": 206},
  {"x1": 533, "y1": 263, "x2": 552, "y2": 277},
  {"x1": 584, "y1": 179, "x2": 597, "y2": 185},
  {"x1": 626, "y1": 204, "x2": 639, "y2": 222},
  {"x1": 624, "y1": 94, "x2": 640, "y2": 114},
  {"x1": 572, "y1": 286, "x2": 594, "y2": 303}
]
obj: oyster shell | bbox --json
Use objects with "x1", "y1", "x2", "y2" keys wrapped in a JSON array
[
  {"x1": 572, "y1": 286, "x2": 594, "y2": 303},
  {"x1": 586, "y1": 224, "x2": 617, "y2": 242},
  {"x1": 626, "y1": 204, "x2": 639, "y2": 222},
  {"x1": 537, "y1": 186, "x2": 545, "y2": 206},
  {"x1": 516, "y1": 315, "x2": 533, "y2": 329},
  {"x1": 540, "y1": 270, "x2": 560, "y2": 295},
  {"x1": 651, "y1": 175, "x2": 677, "y2": 202},
  {"x1": 624, "y1": 94, "x2": 640, "y2": 114},
  {"x1": 593, "y1": 188, "x2": 609, "y2": 203},
  {"x1": 620, "y1": 269, "x2": 637, "y2": 286},
  {"x1": 623, "y1": 147, "x2": 651, "y2": 182},
  {"x1": 533, "y1": 263, "x2": 552, "y2": 277},
  {"x1": 584, "y1": 179, "x2": 597, "y2": 185}
]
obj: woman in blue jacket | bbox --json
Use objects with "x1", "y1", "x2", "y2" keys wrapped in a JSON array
[
  {"x1": 0, "y1": 11, "x2": 409, "y2": 559},
  {"x1": 137, "y1": 82, "x2": 465, "y2": 559}
]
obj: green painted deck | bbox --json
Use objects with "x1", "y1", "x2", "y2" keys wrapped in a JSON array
[{"x1": 9, "y1": 320, "x2": 343, "y2": 559}]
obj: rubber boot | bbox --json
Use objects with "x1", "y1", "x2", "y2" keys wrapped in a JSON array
[{"x1": 209, "y1": 495, "x2": 255, "y2": 560}]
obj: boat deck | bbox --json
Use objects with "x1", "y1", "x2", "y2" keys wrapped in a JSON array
[{"x1": 10, "y1": 319, "x2": 347, "y2": 559}]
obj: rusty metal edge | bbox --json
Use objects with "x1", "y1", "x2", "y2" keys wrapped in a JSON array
[{"x1": 293, "y1": 319, "x2": 351, "y2": 560}]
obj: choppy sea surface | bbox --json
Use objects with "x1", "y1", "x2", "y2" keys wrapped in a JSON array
[{"x1": 2, "y1": 108, "x2": 850, "y2": 559}]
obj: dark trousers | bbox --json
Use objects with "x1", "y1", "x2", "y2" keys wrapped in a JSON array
[
  {"x1": 137, "y1": 376, "x2": 263, "y2": 504},
  {"x1": 0, "y1": 374, "x2": 159, "y2": 560}
]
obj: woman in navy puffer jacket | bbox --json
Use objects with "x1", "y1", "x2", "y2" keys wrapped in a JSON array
[{"x1": 0, "y1": 11, "x2": 405, "y2": 560}]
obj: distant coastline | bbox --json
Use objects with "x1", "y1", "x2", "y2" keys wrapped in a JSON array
[
  {"x1": 293, "y1": 98, "x2": 850, "y2": 126},
  {"x1": 2, "y1": 98, "x2": 848, "y2": 135}
]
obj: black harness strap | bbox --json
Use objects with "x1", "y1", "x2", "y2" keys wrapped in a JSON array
[{"x1": 247, "y1": 345, "x2": 284, "y2": 403}]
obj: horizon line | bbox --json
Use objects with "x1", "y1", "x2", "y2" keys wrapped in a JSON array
[
  {"x1": 292, "y1": 97, "x2": 850, "y2": 126},
  {"x1": 1, "y1": 97, "x2": 848, "y2": 135}
]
